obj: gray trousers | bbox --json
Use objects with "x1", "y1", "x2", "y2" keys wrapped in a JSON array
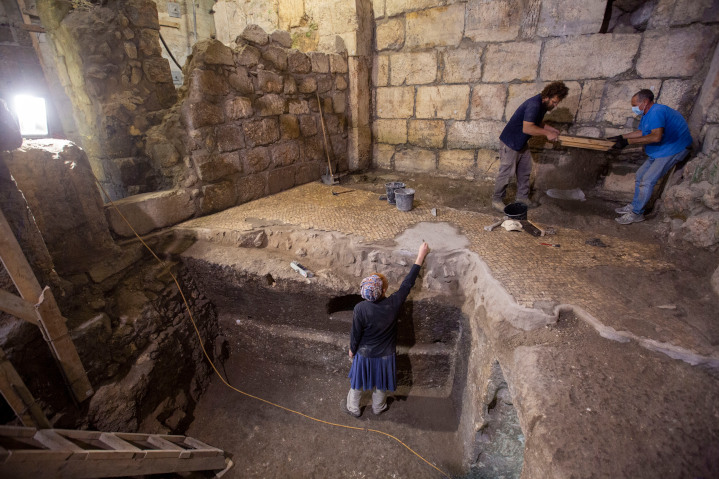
[
  {"x1": 347, "y1": 388, "x2": 387, "y2": 415},
  {"x1": 492, "y1": 141, "x2": 533, "y2": 201}
]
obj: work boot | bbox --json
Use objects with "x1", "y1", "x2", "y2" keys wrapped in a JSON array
[
  {"x1": 615, "y1": 204, "x2": 632, "y2": 214},
  {"x1": 491, "y1": 200, "x2": 505, "y2": 212},
  {"x1": 340, "y1": 398, "x2": 361, "y2": 418},
  {"x1": 515, "y1": 197, "x2": 539, "y2": 209},
  {"x1": 615, "y1": 211, "x2": 645, "y2": 225}
]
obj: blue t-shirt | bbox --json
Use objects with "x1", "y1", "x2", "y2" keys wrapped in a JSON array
[
  {"x1": 499, "y1": 94, "x2": 547, "y2": 151},
  {"x1": 638, "y1": 104, "x2": 692, "y2": 158}
]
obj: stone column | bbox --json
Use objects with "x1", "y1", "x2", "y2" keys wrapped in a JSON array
[{"x1": 346, "y1": 0, "x2": 372, "y2": 171}]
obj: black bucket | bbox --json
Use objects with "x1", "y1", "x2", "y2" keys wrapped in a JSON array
[
  {"x1": 395, "y1": 188, "x2": 415, "y2": 212},
  {"x1": 504, "y1": 202, "x2": 528, "y2": 220},
  {"x1": 385, "y1": 182, "x2": 406, "y2": 205}
]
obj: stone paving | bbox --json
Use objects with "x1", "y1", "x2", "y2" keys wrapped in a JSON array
[{"x1": 179, "y1": 182, "x2": 717, "y2": 363}]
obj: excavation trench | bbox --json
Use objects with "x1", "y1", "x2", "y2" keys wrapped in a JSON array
[{"x1": 171, "y1": 222, "x2": 544, "y2": 478}]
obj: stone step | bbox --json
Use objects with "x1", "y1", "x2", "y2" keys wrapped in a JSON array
[{"x1": 226, "y1": 316, "x2": 456, "y2": 394}]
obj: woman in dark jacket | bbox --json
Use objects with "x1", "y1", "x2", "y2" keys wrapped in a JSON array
[{"x1": 342, "y1": 242, "x2": 430, "y2": 417}]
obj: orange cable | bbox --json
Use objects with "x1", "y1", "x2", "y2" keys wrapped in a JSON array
[{"x1": 95, "y1": 179, "x2": 450, "y2": 478}]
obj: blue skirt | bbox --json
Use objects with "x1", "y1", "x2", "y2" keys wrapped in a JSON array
[{"x1": 348, "y1": 353, "x2": 396, "y2": 391}]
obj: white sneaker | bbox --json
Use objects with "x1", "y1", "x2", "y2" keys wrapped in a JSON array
[
  {"x1": 615, "y1": 204, "x2": 632, "y2": 214},
  {"x1": 615, "y1": 212, "x2": 645, "y2": 225}
]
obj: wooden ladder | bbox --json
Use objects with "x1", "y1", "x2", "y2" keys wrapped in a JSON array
[{"x1": 0, "y1": 425, "x2": 230, "y2": 478}]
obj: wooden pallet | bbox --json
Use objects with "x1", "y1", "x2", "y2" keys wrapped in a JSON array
[
  {"x1": 0, "y1": 426, "x2": 229, "y2": 478},
  {"x1": 558, "y1": 135, "x2": 615, "y2": 151}
]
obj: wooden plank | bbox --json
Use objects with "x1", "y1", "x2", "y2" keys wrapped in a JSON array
[
  {"x1": 19, "y1": 23, "x2": 45, "y2": 33},
  {"x1": 148, "y1": 436, "x2": 191, "y2": 458},
  {"x1": 557, "y1": 135, "x2": 614, "y2": 151},
  {"x1": 0, "y1": 444, "x2": 8, "y2": 463},
  {"x1": 4, "y1": 449, "x2": 72, "y2": 462},
  {"x1": 98, "y1": 432, "x2": 142, "y2": 454},
  {"x1": 160, "y1": 20, "x2": 180, "y2": 29},
  {"x1": 35, "y1": 287, "x2": 94, "y2": 403},
  {"x1": 0, "y1": 425, "x2": 37, "y2": 438},
  {"x1": 34, "y1": 430, "x2": 87, "y2": 461},
  {"x1": 0, "y1": 349, "x2": 51, "y2": 428},
  {"x1": 0, "y1": 454, "x2": 227, "y2": 477},
  {"x1": 0, "y1": 288, "x2": 38, "y2": 324},
  {"x1": 0, "y1": 209, "x2": 42, "y2": 302},
  {"x1": 182, "y1": 437, "x2": 224, "y2": 457},
  {"x1": 51, "y1": 429, "x2": 102, "y2": 440}
]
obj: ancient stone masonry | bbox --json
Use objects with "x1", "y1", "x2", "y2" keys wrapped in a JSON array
[
  {"x1": 0, "y1": 141, "x2": 221, "y2": 434},
  {"x1": 37, "y1": 0, "x2": 178, "y2": 199},
  {"x1": 140, "y1": 24, "x2": 349, "y2": 222},
  {"x1": 371, "y1": 0, "x2": 719, "y2": 188}
]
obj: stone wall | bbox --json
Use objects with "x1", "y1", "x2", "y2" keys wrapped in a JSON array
[
  {"x1": 371, "y1": 0, "x2": 719, "y2": 190},
  {"x1": 37, "y1": 0, "x2": 178, "y2": 199},
  {"x1": 139, "y1": 26, "x2": 349, "y2": 222},
  {"x1": 0, "y1": 141, "x2": 221, "y2": 433}
]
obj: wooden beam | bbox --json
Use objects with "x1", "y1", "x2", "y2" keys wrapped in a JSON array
[
  {"x1": 558, "y1": 135, "x2": 614, "y2": 151},
  {"x1": 19, "y1": 23, "x2": 46, "y2": 33},
  {"x1": 0, "y1": 288, "x2": 38, "y2": 325},
  {"x1": 0, "y1": 208, "x2": 42, "y2": 303},
  {"x1": 0, "y1": 348, "x2": 51, "y2": 428},
  {"x1": 35, "y1": 287, "x2": 94, "y2": 403},
  {"x1": 159, "y1": 20, "x2": 180, "y2": 29}
]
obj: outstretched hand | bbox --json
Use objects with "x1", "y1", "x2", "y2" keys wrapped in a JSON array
[
  {"x1": 416, "y1": 242, "x2": 430, "y2": 266},
  {"x1": 611, "y1": 136, "x2": 629, "y2": 150}
]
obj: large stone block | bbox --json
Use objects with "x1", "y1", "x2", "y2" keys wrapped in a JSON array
[
  {"x1": 193, "y1": 150, "x2": 241, "y2": 182},
  {"x1": 390, "y1": 52, "x2": 437, "y2": 86},
  {"x1": 295, "y1": 161, "x2": 322, "y2": 184},
  {"x1": 240, "y1": 24, "x2": 269, "y2": 46},
  {"x1": 415, "y1": 85, "x2": 470, "y2": 120},
  {"x1": 330, "y1": 54, "x2": 349, "y2": 73},
  {"x1": 302, "y1": 136, "x2": 324, "y2": 162},
  {"x1": 373, "y1": 55, "x2": 389, "y2": 87},
  {"x1": 405, "y1": 4, "x2": 465, "y2": 49},
  {"x1": 470, "y1": 84, "x2": 507, "y2": 121},
  {"x1": 289, "y1": 99, "x2": 311, "y2": 114},
  {"x1": 376, "y1": 86, "x2": 415, "y2": 118},
  {"x1": 143, "y1": 58, "x2": 173, "y2": 84},
  {"x1": 243, "y1": 118, "x2": 280, "y2": 147},
  {"x1": 225, "y1": 97, "x2": 254, "y2": 120},
  {"x1": 476, "y1": 148, "x2": 500, "y2": 178},
  {"x1": 537, "y1": 0, "x2": 605, "y2": 37},
  {"x1": 298, "y1": 77, "x2": 318, "y2": 93},
  {"x1": 576, "y1": 80, "x2": 606, "y2": 123},
  {"x1": 243, "y1": 147, "x2": 272, "y2": 174},
  {"x1": 268, "y1": 166, "x2": 295, "y2": 194},
  {"x1": 182, "y1": 102, "x2": 224, "y2": 129},
  {"x1": 439, "y1": 150, "x2": 475, "y2": 178},
  {"x1": 637, "y1": 26, "x2": 717, "y2": 79},
  {"x1": 504, "y1": 81, "x2": 581, "y2": 124},
  {"x1": 658, "y1": 79, "x2": 701, "y2": 117},
  {"x1": 373, "y1": 143, "x2": 395, "y2": 169},
  {"x1": 443, "y1": 48, "x2": 483, "y2": 84},
  {"x1": 408, "y1": 120, "x2": 445, "y2": 148},
  {"x1": 262, "y1": 46, "x2": 289, "y2": 70},
  {"x1": 483, "y1": 42, "x2": 540, "y2": 83},
  {"x1": 309, "y1": 52, "x2": 330, "y2": 73},
  {"x1": 540, "y1": 34, "x2": 641, "y2": 80},
  {"x1": 394, "y1": 147, "x2": 436, "y2": 173},
  {"x1": 200, "y1": 181, "x2": 237, "y2": 215},
  {"x1": 447, "y1": 120, "x2": 504, "y2": 149},
  {"x1": 271, "y1": 30, "x2": 293, "y2": 48},
  {"x1": 228, "y1": 68, "x2": 254, "y2": 94},
  {"x1": 649, "y1": 0, "x2": 719, "y2": 28},
  {"x1": 386, "y1": 0, "x2": 437, "y2": 17},
  {"x1": 374, "y1": 119, "x2": 408, "y2": 144},
  {"x1": 188, "y1": 69, "x2": 229, "y2": 101},
  {"x1": 256, "y1": 94, "x2": 286, "y2": 116},
  {"x1": 466, "y1": 0, "x2": 521, "y2": 42},
  {"x1": 288, "y1": 50, "x2": 311, "y2": 73},
  {"x1": 377, "y1": 18, "x2": 405, "y2": 50},
  {"x1": 237, "y1": 174, "x2": 267, "y2": 203},
  {"x1": 191, "y1": 39, "x2": 234, "y2": 66},
  {"x1": 257, "y1": 70, "x2": 284, "y2": 93},
  {"x1": 235, "y1": 44, "x2": 261, "y2": 67},
  {"x1": 280, "y1": 114, "x2": 300, "y2": 139},
  {"x1": 106, "y1": 189, "x2": 195, "y2": 237},
  {"x1": 271, "y1": 141, "x2": 301, "y2": 168},
  {"x1": 215, "y1": 124, "x2": 245, "y2": 152},
  {"x1": 599, "y1": 80, "x2": 662, "y2": 126},
  {"x1": 299, "y1": 115, "x2": 318, "y2": 136}
]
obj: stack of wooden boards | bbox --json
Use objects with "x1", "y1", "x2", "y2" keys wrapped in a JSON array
[{"x1": 557, "y1": 135, "x2": 615, "y2": 151}]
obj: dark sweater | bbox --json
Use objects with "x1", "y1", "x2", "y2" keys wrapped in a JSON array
[{"x1": 350, "y1": 264, "x2": 421, "y2": 358}]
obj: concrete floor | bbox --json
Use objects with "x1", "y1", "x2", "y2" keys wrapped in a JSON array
[{"x1": 178, "y1": 174, "x2": 719, "y2": 478}]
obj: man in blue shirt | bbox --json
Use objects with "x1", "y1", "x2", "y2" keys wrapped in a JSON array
[
  {"x1": 609, "y1": 89, "x2": 692, "y2": 225},
  {"x1": 492, "y1": 81, "x2": 569, "y2": 212}
]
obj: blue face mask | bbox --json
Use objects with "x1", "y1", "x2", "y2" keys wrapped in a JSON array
[{"x1": 632, "y1": 105, "x2": 643, "y2": 116}]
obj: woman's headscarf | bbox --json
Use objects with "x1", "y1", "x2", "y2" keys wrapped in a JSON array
[{"x1": 360, "y1": 274, "x2": 384, "y2": 302}]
